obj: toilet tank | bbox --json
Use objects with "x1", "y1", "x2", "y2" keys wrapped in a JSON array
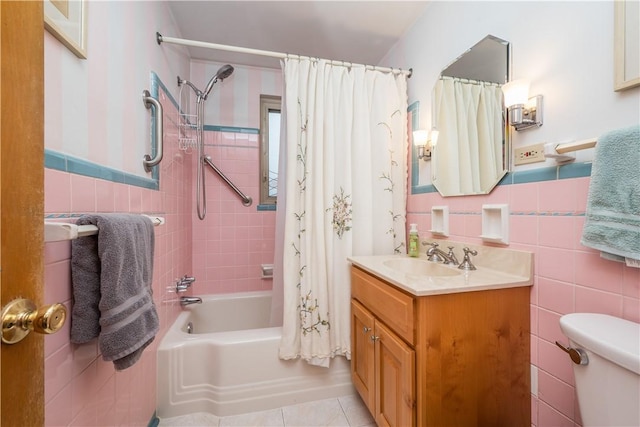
[{"x1": 559, "y1": 313, "x2": 640, "y2": 427}]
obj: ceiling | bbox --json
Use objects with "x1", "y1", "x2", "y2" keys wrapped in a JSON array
[{"x1": 165, "y1": 1, "x2": 429, "y2": 70}]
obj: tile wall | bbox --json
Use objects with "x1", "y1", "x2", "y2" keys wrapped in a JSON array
[
  {"x1": 190, "y1": 129, "x2": 276, "y2": 294},
  {"x1": 43, "y1": 89, "x2": 192, "y2": 426},
  {"x1": 406, "y1": 176, "x2": 640, "y2": 427}
]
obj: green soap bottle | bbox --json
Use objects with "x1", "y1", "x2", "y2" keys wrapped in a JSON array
[{"x1": 408, "y1": 223, "x2": 419, "y2": 257}]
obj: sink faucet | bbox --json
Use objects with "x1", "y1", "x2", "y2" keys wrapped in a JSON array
[
  {"x1": 424, "y1": 242, "x2": 459, "y2": 266},
  {"x1": 458, "y1": 247, "x2": 478, "y2": 270},
  {"x1": 180, "y1": 296, "x2": 202, "y2": 306}
]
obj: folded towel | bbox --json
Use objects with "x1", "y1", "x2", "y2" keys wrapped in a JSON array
[
  {"x1": 581, "y1": 125, "x2": 640, "y2": 261},
  {"x1": 71, "y1": 214, "x2": 159, "y2": 370}
]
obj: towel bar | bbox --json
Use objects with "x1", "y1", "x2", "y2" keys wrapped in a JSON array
[
  {"x1": 44, "y1": 215, "x2": 165, "y2": 242},
  {"x1": 554, "y1": 138, "x2": 597, "y2": 154}
]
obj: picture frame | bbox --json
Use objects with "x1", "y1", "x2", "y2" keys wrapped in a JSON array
[
  {"x1": 44, "y1": 0, "x2": 87, "y2": 59},
  {"x1": 614, "y1": 0, "x2": 639, "y2": 91}
]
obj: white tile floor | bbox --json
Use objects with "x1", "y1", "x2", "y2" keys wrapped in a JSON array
[{"x1": 158, "y1": 394, "x2": 375, "y2": 427}]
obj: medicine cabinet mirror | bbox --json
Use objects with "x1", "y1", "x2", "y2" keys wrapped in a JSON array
[{"x1": 426, "y1": 35, "x2": 511, "y2": 197}]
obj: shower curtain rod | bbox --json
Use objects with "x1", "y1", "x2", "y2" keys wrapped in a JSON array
[{"x1": 156, "y1": 33, "x2": 412, "y2": 78}]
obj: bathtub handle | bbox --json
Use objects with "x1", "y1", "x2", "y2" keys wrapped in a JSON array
[{"x1": 555, "y1": 341, "x2": 589, "y2": 365}]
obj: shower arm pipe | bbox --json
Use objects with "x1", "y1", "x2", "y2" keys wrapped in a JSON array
[
  {"x1": 142, "y1": 90, "x2": 164, "y2": 172},
  {"x1": 203, "y1": 156, "x2": 253, "y2": 207},
  {"x1": 156, "y1": 32, "x2": 412, "y2": 78}
]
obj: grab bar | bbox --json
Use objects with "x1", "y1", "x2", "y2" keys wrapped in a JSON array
[
  {"x1": 203, "y1": 155, "x2": 253, "y2": 206},
  {"x1": 142, "y1": 90, "x2": 164, "y2": 172}
]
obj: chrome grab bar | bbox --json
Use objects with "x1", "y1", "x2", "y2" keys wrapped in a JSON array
[
  {"x1": 203, "y1": 155, "x2": 253, "y2": 206},
  {"x1": 142, "y1": 90, "x2": 164, "y2": 172}
]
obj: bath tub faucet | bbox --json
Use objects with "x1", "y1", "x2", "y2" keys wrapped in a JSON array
[{"x1": 180, "y1": 296, "x2": 202, "y2": 306}]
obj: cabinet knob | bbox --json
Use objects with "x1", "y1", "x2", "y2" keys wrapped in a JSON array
[
  {"x1": 363, "y1": 326, "x2": 371, "y2": 333},
  {"x1": 370, "y1": 335, "x2": 379, "y2": 342}
]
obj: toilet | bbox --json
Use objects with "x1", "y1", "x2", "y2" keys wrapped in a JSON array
[{"x1": 559, "y1": 313, "x2": 640, "y2": 427}]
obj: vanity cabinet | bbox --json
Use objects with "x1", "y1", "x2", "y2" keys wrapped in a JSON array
[
  {"x1": 352, "y1": 300, "x2": 415, "y2": 427},
  {"x1": 350, "y1": 265, "x2": 531, "y2": 427}
]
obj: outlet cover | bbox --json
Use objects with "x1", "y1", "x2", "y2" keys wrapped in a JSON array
[{"x1": 514, "y1": 143, "x2": 546, "y2": 165}]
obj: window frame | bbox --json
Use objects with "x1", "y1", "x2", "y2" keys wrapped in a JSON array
[{"x1": 259, "y1": 95, "x2": 281, "y2": 206}]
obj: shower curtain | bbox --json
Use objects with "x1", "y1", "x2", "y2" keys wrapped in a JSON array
[
  {"x1": 273, "y1": 58, "x2": 408, "y2": 367},
  {"x1": 432, "y1": 77, "x2": 503, "y2": 195}
]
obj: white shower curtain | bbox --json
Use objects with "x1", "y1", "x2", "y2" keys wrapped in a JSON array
[
  {"x1": 273, "y1": 58, "x2": 408, "y2": 367},
  {"x1": 432, "y1": 77, "x2": 503, "y2": 195}
]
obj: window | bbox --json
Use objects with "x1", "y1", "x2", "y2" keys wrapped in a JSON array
[{"x1": 260, "y1": 95, "x2": 281, "y2": 205}]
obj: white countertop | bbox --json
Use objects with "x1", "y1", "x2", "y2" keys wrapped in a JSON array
[{"x1": 348, "y1": 244, "x2": 533, "y2": 297}]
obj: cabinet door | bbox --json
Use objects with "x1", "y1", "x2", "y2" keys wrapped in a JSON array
[
  {"x1": 351, "y1": 300, "x2": 376, "y2": 414},
  {"x1": 375, "y1": 321, "x2": 415, "y2": 427}
]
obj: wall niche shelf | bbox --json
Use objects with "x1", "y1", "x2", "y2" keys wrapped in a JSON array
[
  {"x1": 429, "y1": 206, "x2": 449, "y2": 236},
  {"x1": 480, "y1": 204, "x2": 509, "y2": 245}
]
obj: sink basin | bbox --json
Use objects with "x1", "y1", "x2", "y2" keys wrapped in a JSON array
[{"x1": 383, "y1": 258, "x2": 461, "y2": 277}]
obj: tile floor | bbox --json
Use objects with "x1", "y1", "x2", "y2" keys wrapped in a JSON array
[{"x1": 158, "y1": 394, "x2": 375, "y2": 427}]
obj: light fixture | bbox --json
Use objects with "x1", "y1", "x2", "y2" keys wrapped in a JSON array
[
  {"x1": 413, "y1": 128, "x2": 439, "y2": 161},
  {"x1": 501, "y1": 79, "x2": 543, "y2": 131}
]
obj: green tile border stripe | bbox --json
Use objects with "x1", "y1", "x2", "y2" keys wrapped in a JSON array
[
  {"x1": 257, "y1": 204, "x2": 277, "y2": 211},
  {"x1": 204, "y1": 125, "x2": 260, "y2": 134},
  {"x1": 147, "y1": 412, "x2": 160, "y2": 427},
  {"x1": 45, "y1": 149, "x2": 158, "y2": 190}
]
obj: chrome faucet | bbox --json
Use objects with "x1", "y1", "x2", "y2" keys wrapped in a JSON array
[
  {"x1": 179, "y1": 296, "x2": 202, "y2": 306},
  {"x1": 425, "y1": 242, "x2": 458, "y2": 266},
  {"x1": 458, "y1": 247, "x2": 478, "y2": 271},
  {"x1": 175, "y1": 275, "x2": 196, "y2": 293}
]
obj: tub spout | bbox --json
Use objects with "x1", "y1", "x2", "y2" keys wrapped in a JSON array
[{"x1": 180, "y1": 296, "x2": 202, "y2": 306}]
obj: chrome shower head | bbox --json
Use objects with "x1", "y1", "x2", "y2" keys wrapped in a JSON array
[{"x1": 202, "y1": 64, "x2": 234, "y2": 100}]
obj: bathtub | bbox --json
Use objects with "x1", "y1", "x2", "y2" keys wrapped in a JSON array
[{"x1": 156, "y1": 291, "x2": 354, "y2": 418}]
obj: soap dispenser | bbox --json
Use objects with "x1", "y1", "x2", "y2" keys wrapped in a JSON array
[{"x1": 408, "y1": 223, "x2": 419, "y2": 257}]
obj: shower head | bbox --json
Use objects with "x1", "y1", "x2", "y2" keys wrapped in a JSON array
[{"x1": 202, "y1": 64, "x2": 234, "y2": 100}]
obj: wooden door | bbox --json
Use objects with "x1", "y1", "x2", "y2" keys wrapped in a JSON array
[
  {"x1": 375, "y1": 321, "x2": 415, "y2": 427},
  {"x1": 351, "y1": 300, "x2": 375, "y2": 414},
  {"x1": 0, "y1": 1, "x2": 45, "y2": 426}
]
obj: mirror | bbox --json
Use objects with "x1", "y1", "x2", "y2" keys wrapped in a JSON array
[{"x1": 429, "y1": 35, "x2": 511, "y2": 197}]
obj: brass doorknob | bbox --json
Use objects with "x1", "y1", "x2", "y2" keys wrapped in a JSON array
[{"x1": 1, "y1": 298, "x2": 67, "y2": 344}]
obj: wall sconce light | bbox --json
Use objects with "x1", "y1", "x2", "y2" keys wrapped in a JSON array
[
  {"x1": 413, "y1": 128, "x2": 439, "y2": 161},
  {"x1": 502, "y1": 79, "x2": 543, "y2": 131}
]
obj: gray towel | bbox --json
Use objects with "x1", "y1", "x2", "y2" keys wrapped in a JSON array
[
  {"x1": 70, "y1": 214, "x2": 159, "y2": 370},
  {"x1": 581, "y1": 125, "x2": 640, "y2": 261}
]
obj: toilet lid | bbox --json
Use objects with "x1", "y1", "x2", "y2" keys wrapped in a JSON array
[{"x1": 559, "y1": 313, "x2": 640, "y2": 375}]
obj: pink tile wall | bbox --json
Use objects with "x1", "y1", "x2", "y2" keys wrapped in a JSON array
[
  {"x1": 191, "y1": 130, "x2": 276, "y2": 294},
  {"x1": 406, "y1": 176, "x2": 640, "y2": 427},
  {"x1": 43, "y1": 89, "x2": 192, "y2": 426}
]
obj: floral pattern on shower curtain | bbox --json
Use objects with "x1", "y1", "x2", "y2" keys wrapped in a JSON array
[{"x1": 277, "y1": 58, "x2": 408, "y2": 367}]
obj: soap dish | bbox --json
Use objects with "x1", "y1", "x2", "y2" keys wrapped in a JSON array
[
  {"x1": 480, "y1": 204, "x2": 509, "y2": 245},
  {"x1": 429, "y1": 206, "x2": 449, "y2": 236}
]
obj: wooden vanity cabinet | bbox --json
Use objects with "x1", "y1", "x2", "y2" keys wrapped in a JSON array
[{"x1": 350, "y1": 265, "x2": 531, "y2": 427}]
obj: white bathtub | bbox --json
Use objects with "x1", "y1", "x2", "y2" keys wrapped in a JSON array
[{"x1": 156, "y1": 291, "x2": 354, "y2": 418}]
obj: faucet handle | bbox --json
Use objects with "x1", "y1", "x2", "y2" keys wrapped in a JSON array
[
  {"x1": 180, "y1": 275, "x2": 196, "y2": 284},
  {"x1": 445, "y1": 246, "x2": 459, "y2": 265},
  {"x1": 458, "y1": 247, "x2": 477, "y2": 271}
]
